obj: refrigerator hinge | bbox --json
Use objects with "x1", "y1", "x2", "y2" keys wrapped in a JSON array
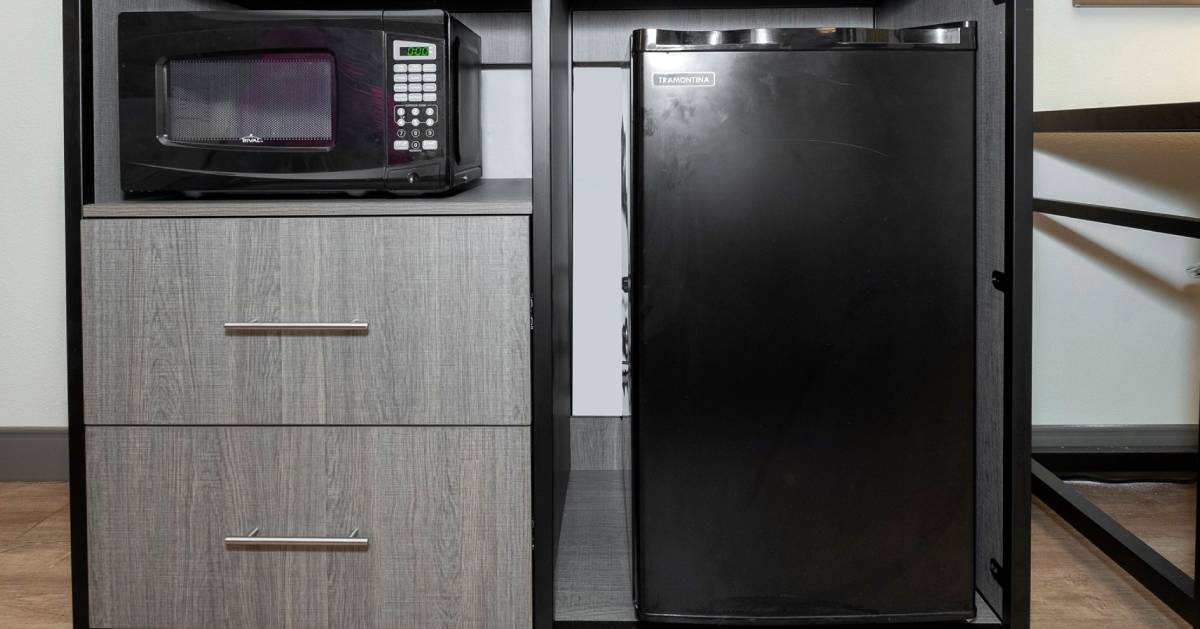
[
  {"x1": 990, "y1": 270, "x2": 1008, "y2": 293},
  {"x1": 988, "y1": 558, "x2": 1007, "y2": 584}
]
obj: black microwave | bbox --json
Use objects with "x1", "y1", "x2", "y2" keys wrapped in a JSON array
[{"x1": 118, "y1": 10, "x2": 481, "y2": 195}]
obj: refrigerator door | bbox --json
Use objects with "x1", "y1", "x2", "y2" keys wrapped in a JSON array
[{"x1": 632, "y1": 29, "x2": 977, "y2": 624}]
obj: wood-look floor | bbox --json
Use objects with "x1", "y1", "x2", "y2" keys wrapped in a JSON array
[
  {"x1": 0, "y1": 481, "x2": 1194, "y2": 628},
  {"x1": 0, "y1": 483, "x2": 71, "y2": 629}
]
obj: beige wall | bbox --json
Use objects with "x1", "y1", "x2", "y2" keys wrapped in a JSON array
[{"x1": 1033, "y1": 0, "x2": 1200, "y2": 425}]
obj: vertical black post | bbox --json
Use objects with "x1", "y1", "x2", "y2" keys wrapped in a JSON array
[
  {"x1": 1004, "y1": 0, "x2": 1033, "y2": 627},
  {"x1": 532, "y1": 0, "x2": 573, "y2": 627},
  {"x1": 63, "y1": 1, "x2": 90, "y2": 627}
]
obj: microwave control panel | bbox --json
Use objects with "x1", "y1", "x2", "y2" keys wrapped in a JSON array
[{"x1": 389, "y1": 39, "x2": 442, "y2": 160}]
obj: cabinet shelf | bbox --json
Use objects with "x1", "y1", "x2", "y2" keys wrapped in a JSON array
[
  {"x1": 83, "y1": 178, "x2": 532, "y2": 218},
  {"x1": 1034, "y1": 101, "x2": 1200, "y2": 133}
]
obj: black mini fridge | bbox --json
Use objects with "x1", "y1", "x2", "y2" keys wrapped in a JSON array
[{"x1": 630, "y1": 24, "x2": 978, "y2": 624}]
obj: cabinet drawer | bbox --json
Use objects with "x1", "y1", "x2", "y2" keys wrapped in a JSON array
[
  {"x1": 86, "y1": 426, "x2": 532, "y2": 629},
  {"x1": 82, "y1": 217, "x2": 530, "y2": 425}
]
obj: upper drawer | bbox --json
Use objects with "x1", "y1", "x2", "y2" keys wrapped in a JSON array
[{"x1": 82, "y1": 217, "x2": 530, "y2": 426}]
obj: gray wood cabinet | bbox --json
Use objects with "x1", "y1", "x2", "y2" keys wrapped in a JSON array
[
  {"x1": 86, "y1": 426, "x2": 532, "y2": 629},
  {"x1": 82, "y1": 217, "x2": 530, "y2": 426}
]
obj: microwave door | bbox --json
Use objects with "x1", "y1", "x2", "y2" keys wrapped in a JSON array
[{"x1": 118, "y1": 11, "x2": 388, "y2": 193}]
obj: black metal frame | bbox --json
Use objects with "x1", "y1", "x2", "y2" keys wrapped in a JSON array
[
  {"x1": 62, "y1": 1, "x2": 1030, "y2": 628},
  {"x1": 532, "y1": 1, "x2": 574, "y2": 629},
  {"x1": 1032, "y1": 461, "x2": 1197, "y2": 624},
  {"x1": 1035, "y1": 199, "x2": 1200, "y2": 239},
  {"x1": 1035, "y1": 101, "x2": 1200, "y2": 133},
  {"x1": 1006, "y1": 1, "x2": 1034, "y2": 624},
  {"x1": 63, "y1": 2, "x2": 90, "y2": 628},
  {"x1": 1032, "y1": 195, "x2": 1200, "y2": 626}
]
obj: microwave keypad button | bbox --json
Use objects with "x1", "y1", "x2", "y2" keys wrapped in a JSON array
[
  {"x1": 425, "y1": 128, "x2": 435, "y2": 138},
  {"x1": 422, "y1": 74, "x2": 437, "y2": 83},
  {"x1": 422, "y1": 63, "x2": 436, "y2": 72},
  {"x1": 422, "y1": 84, "x2": 436, "y2": 93},
  {"x1": 422, "y1": 93, "x2": 437, "y2": 102},
  {"x1": 393, "y1": 64, "x2": 405, "y2": 73},
  {"x1": 410, "y1": 108, "x2": 420, "y2": 116},
  {"x1": 407, "y1": 73, "x2": 422, "y2": 82},
  {"x1": 425, "y1": 117, "x2": 436, "y2": 126},
  {"x1": 393, "y1": 140, "x2": 405, "y2": 151},
  {"x1": 394, "y1": 74, "x2": 406, "y2": 83},
  {"x1": 395, "y1": 83, "x2": 408, "y2": 92},
  {"x1": 422, "y1": 140, "x2": 439, "y2": 150},
  {"x1": 393, "y1": 93, "x2": 405, "y2": 102},
  {"x1": 425, "y1": 107, "x2": 435, "y2": 116},
  {"x1": 410, "y1": 140, "x2": 421, "y2": 150}
]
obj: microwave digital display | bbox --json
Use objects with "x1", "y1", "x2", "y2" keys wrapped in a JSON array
[{"x1": 400, "y1": 46, "x2": 430, "y2": 57}]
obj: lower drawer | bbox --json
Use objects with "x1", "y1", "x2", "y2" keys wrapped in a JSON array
[{"x1": 86, "y1": 426, "x2": 531, "y2": 629}]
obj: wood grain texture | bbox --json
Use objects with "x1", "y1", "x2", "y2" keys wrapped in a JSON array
[
  {"x1": 92, "y1": 0, "x2": 240, "y2": 203},
  {"x1": 11, "y1": 480, "x2": 1198, "y2": 628},
  {"x1": 1073, "y1": 482, "x2": 1196, "y2": 579},
  {"x1": 874, "y1": 2, "x2": 1009, "y2": 610},
  {"x1": 457, "y1": 12, "x2": 532, "y2": 66},
  {"x1": 83, "y1": 179, "x2": 533, "y2": 218},
  {"x1": 568, "y1": 417, "x2": 628, "y2": 471},
  {"x1": 571, "y1": 8, "x2": 873, "y2": 63},
  {"x1": 1032, "y1": 491, "x2": 1192, "y2": 629},
  {"x1": 85, "y1": 426, "x2": 531, "y2": 629},
  {"x1": 0, "y1": 483, "x2": 72, "y2": 629},
  {"x1": 82, "y1": 217, "x2": 530, "y2": 426},
  {"x1": 554, "y1": 470, "x2": 635, "y2": 622}
]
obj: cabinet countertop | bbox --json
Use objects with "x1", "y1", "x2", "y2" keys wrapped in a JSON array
[{"x1": 83, "y1": 178, "x2": 533, "y2": 218}]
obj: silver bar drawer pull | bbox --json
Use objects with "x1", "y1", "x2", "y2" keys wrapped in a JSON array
[
  {"x1": 224, "y1": 527, "x2": 369, "y2": 548},
  {"x1": 223, "y1": 321, "x2": 369, "y2": 333}
]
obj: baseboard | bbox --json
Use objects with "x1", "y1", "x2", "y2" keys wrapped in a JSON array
[
  {"x1": 1033, "y1": 425, "x2": 1197, "y2": 482},
  {"x1": 0, "y1": 428, "x2": 69, "y2": 481},
  {"x1": 1033, "y1": 424, "x2": 1197, "y2": 453}
]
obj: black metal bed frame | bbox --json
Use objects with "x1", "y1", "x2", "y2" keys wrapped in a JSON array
[{"x1": 1032, "y1": 101, "x2": 1200, "y2": 627}]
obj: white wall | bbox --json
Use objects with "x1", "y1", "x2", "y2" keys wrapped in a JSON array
[
  {"x1": 481, "y1": 69, "x2": 533, "y2": 180},
  {"x1": 571, "y1": 67, "x2": 627, "y2": 416},
  {"x1": 5, "y1": 1, "x2": 1199, "y2": 427},
  {"x1": 1033, "y1": 0, "x2": 1200, "y2": 425},
  {"x1": 0, "y1": 1, "x2": 66, "y2": 428}
]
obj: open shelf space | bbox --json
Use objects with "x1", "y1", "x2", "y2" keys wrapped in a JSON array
[
  {"x1": 1035, "y1": 101, "x2": 1200, "y2": 133},
  {"x1": 83, "y1": 178, "x2": 532, "y2": 218}
]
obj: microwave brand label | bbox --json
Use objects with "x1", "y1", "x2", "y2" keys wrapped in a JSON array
[
  {"x1": 240, "y1": 134, "x2": 264, "y2": 144},
  {"x1": 652, "y1": 72, "x2": 716, "y2": 87}
]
